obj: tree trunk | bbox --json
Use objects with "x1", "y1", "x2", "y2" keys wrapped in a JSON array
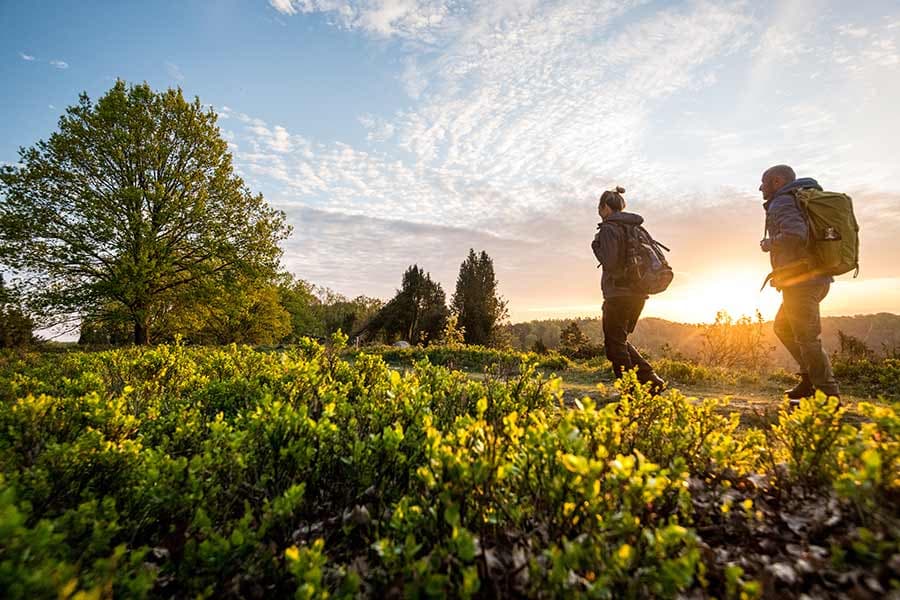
[{"x1": 134, "y1": 316, "x2": 149, "y2": 345}]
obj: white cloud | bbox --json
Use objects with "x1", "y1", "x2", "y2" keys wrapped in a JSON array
[
  {"x1": 248, "y1": 0, "x2": 900, "y2": 214},
  {"x1": 837, "y1": 24, "x2": 869, "y2": 38},
  {"x1": 400, "y1": 56, "x2": 427, "y2": 99},
  {"x1": 166, "y1": 61, "x2": 185, "y2": 81},
  {"x1": 359, "y1": 113, "x2": 396, "y2": 141},
  {"x1": 863, "y1": 37, "x2": 899, "y2": 67},
  {"x1": 19, "y1": 52, "x2": 35, "y2": 61},
  {"x1": 49, "y1": 60, "x2": 69, "y2": 69},
  {"x1": 270, "y1": 126, "x2": 294, "y2": 152},
  {"x1": 269, "y1": 0, "x2": 298, "y2": 15},
  {"x1": 268, "y1": 0, "x2": 462, "y2": 40},
  {"x1": 235, "y1": 1, "x2": 755, "y2": 232}
]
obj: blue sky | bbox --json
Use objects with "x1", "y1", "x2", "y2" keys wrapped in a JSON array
[{"x1": 3, "y1": 0, "x2": 900, "y2": 323}]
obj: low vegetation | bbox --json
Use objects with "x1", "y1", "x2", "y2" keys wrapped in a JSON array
[{"x1": 1, "y1": 339, "x2": 896, "y2": 598}]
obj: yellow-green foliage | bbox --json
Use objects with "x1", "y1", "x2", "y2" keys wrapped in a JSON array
[
  {"x1": 614, "y1": 373, "x2": 766, "y2": 476},
  {"x1": 0, "y1": 341, "x2": 897, "y2": 598},
  {"x1": 832, "y1": 358, "x2": 900, "y2": 401}
]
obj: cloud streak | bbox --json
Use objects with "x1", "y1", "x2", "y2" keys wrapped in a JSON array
[
  {"x1": 165, "y1": 61, "x2": 185, "y2": 81},
  {"x1": 269, "y1": 0, "x2": 462, "y2": 40},
  {"x1": 244, "y1": 1, "x2": 756, "y2": 228}
]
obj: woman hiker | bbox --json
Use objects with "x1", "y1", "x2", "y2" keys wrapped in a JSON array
[{"x1": 591, "y1": 186, "x2": 667, "y2": 395}]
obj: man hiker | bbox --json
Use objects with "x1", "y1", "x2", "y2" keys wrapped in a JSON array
[
  {"x1": 591, "y1": 186, "x2": 667, "y2": 395},
  {"x1": 758, "y1": 165, "x2": 840, "y2": 403}
]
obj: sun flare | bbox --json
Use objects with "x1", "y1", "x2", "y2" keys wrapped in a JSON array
[{"x1": 647, "y1": 270, "x2": 783, "y2": 324}]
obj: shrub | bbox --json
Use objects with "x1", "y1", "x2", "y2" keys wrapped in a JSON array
[
  {"x1": 0, "y1": 341, "x2": 897, "y2": 597},
  {"x1": 832, "y1": 358, "x2": 900, "y2": 401},
  {"x1": 764, "y1": 394, "x2": 849, "y2": 487},
  {"x1": 699, "y1": 310, "x2": 772, "y2": 370}
]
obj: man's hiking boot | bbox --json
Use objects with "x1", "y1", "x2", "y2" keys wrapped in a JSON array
[
  {"x1": 784, "y1": 373, "x2": 813, "y2": 400},
  {"x1": 789, "y1": 390, "x2": 841, "y2": 410}
]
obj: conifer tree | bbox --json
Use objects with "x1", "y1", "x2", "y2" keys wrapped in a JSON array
[
  {"x1": 559, "y1": 321, "x2": 590, "y2": 351},
  {"x1": 451, "y1": 249, "x2": 508, "y2": 346}
]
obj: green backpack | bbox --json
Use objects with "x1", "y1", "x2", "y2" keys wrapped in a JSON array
[{"x1": 793, "y1": 188, "x2": 860, "y2": 277}]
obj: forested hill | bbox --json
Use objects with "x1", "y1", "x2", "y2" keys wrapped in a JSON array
[{"x1": 509, "y1": 313, "x2": 900, "y2": 366}]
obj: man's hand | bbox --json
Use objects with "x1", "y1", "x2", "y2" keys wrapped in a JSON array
[{"x1": 759, "y1": 238, "x2": 772, "y2": 252}]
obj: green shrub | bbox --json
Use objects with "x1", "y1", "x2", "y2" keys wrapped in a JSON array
[
  {"x1": 536, "y1": 351, "x2": 570, "y2": 371},
  {"x1": 833, "y1": 401, "x2": 900, "y2": 521},
  {"x1": 614, "y1": 372, "x2": 765, "y2": 476},
  {"x1": 651, "y1": 358, "x2": 762, "y2": 387},
  {"x1": 0, "y1": 341, "x2": 896, "y2": 597},
  {"x1": 832, "y1": 358, "x2": 900, "y2": 401},
  {"x1": 764, "y1": 393, "x2": 849, "y2": 487}
]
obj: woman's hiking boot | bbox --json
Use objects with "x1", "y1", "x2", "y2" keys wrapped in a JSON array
[
  {"x1": 640, "y1": 372, "x2": 668, "y2": 396},
  {"x1": 784, "y1": 373, "x2": 813, "y2": 400}
]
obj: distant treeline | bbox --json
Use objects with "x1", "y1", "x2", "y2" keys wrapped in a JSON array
[
  {"x1": 509, "y1": 313, "x2": 900, "y2": 368},
  {"x1": 77, "y1": 248, "x2": 508, "y2": 348}
]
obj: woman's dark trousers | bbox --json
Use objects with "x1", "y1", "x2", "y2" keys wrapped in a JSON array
[{"x1": 602, "y1": 296, "x2": 653, "y2": 380}]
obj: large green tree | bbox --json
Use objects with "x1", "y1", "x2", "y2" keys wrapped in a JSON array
[
  {"x1": 278, "y1": 276, "x2": 323, "y2": 340},
  {"x1": 451, "y1": 249, "x2": 508, "y2": 346},
  {"x1": 0, "y1": 81, "x2": 290, "y2": 344}
]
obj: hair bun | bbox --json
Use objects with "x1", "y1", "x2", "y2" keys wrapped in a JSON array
[{"x1": 615, "y1": 186, "x2": 626, "y2": 194}]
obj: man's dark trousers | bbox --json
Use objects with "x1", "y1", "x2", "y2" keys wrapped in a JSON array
[
  {"x1": 602, "y1": 296, "x2": 653, "y2": 379},
  {"x1": 773, "y1": 282, "x2": 839, "y2": 396}
]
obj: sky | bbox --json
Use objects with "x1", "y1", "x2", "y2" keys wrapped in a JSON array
[{"x1": 3, "y1": 0, "x2": 900, "y2": 325}]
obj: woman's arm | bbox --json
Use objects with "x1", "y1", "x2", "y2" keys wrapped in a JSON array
[{"x1": 591, "y1": 224, "x2": 620, "y2": 268}]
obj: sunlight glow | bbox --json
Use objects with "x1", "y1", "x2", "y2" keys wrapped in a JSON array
[{"x1": 641, "y1": 270, "x2": 782, "y2": 324}]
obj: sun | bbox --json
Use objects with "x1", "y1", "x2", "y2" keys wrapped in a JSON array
[{"x1": 647, "y1": 269, "x2": 782, "y2": 324}]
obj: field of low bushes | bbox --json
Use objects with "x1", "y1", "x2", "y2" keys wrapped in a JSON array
[
  {"x1": 0, "y1": 338, "x2": 897, "y2": 598},
  {"x1": 367, "y1": 343, "x2": 900, "y2": 401}
]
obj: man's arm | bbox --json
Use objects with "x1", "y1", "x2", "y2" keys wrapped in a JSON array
[{"x1": 768, "y1": 195, "x2": 808, "y2": 250}]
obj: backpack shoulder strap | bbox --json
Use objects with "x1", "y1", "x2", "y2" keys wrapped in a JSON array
[
  {"x1": 790, "y1": 190, "x2": 814, "y2": 247},
  {"x1": 635, "y1": 224, "x2": 671, "y2": 252}
]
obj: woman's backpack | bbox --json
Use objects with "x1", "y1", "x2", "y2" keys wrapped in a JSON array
[{"x1": 616, "y1": 224, "x2": 674, "y2": 295}]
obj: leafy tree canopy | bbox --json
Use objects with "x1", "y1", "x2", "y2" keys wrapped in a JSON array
[
  {"x1": 278, "y1": 275, "x2": 383, "y2": 341},
  {"x1": 0, "y1": 80, "x2": 291, "y2": 344}
]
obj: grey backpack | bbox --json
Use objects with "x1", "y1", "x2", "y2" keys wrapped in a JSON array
[{"x1": 615, "y1": 224, "x2": 674, "y2": 295}]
